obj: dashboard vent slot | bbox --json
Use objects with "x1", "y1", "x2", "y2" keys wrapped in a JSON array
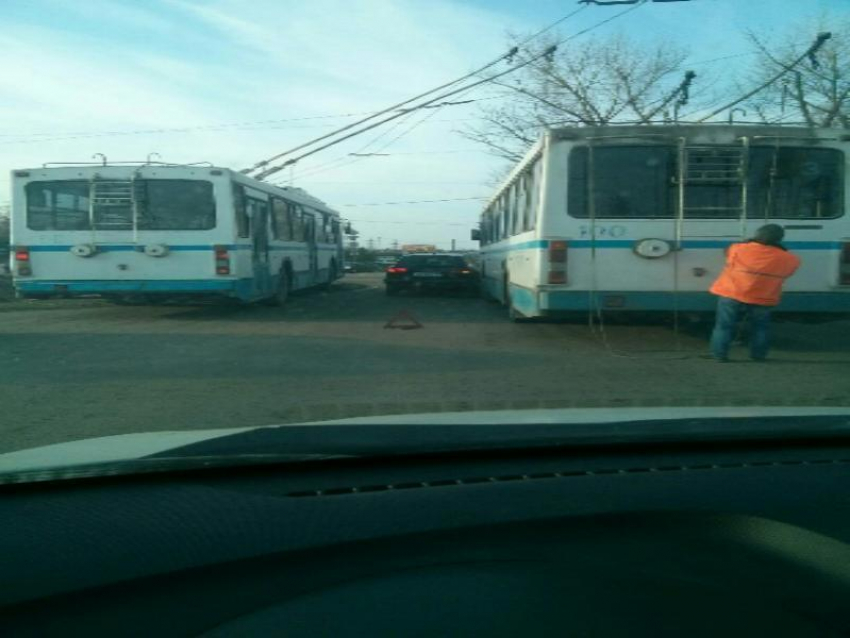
[{"x1": 286, "y1": 457, "x2": 850, "y2": 498}]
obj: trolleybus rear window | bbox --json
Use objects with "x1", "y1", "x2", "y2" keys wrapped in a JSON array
[
  {"x1": 568, "y1": 146, "x2": 843, "y2": 220},
  {"x1": 26, "y1": 179, "x2": 216, "y2": 231}
]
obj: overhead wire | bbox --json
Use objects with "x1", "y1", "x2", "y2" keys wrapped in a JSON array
[
  {"x1": 250, "y1": 1, "x2": 643, "y2": 180},
  {"x1": 241, "y1": 47, "x2": 524, "y2": 176},
  {"x1": 252, "y1": 48, "x2": 565, "y2": 180},
  {"x1": 272, "y1": 105, "x2": 434, "y2": 184},
  {"x1": 280, "y1": 93, "x2": 465, "y2": 183},
  {"x1": 694, "y1": 32, "x2": 832, "y2": 122},
  {"x1": 341, "y1": 197, "x2": 488, "y2": 207},
  {"x1": 246, "y1": 5, "x2": 592, "y2": 177}
]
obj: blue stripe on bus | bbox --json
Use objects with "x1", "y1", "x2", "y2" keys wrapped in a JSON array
[
  {"x1": 482, "y1": 240, "x2": 550, "y2": 254},
  {"x1": 15, "y1": 279, "x2": 245, "y2": 293},
  {"x1": 25, "y1": 244, "x2": 339, "y2": 253},
  {"x1": 541, "y1": 290, "x2": 850, "y2": 313},
  {"x1": 482, "y1": 239, "x2": 842, "y2": 253},
  {"x1": 26, "y1": 244, "x2": 243, "y2": 252}
]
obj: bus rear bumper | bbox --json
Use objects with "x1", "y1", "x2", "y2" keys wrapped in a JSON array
[
  {"x1": 14, "y1": 279, "x2": 245, "y2": 300},
  {"x1": 539, "y1": 290, "x2": 850, "y2": 314}
]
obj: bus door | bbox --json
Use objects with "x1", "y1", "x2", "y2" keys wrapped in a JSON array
[
  {"x1": 247, "y1": 198, "x2": 272, "y2": 296},
  {"x1": 304, "y1": 214, "x2": 319, "y2": 284}
]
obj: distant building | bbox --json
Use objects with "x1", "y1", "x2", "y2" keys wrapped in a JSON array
[{"x1": 402, "y1": 244, "x2": 437, "y2": 254}]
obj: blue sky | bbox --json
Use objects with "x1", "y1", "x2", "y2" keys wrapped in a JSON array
[{"x1": 1, "y1": 0, "x2": 846, "y2": 248}]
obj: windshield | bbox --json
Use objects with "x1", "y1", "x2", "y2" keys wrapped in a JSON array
[{"x1": 1, "y1": 0, "x2": 849, "y2": 473}]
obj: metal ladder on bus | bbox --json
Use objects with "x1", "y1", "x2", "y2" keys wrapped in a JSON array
[
  {"x1": 88, "y1": 176, "x2": 141, "y2": 243},
  {"x1": 675, "y1": 140, "x2": 750, "y2": 246}
]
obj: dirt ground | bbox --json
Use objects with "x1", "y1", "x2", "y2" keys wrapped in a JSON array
[{"x1": 1, "y1": 273, "x2": 848, "y2": 453}]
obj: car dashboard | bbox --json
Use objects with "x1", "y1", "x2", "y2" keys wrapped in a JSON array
[{"x1": 3, "y1": 431, "x2": 850, "y2": 637}]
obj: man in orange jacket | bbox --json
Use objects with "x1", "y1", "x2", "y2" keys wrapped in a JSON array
[{"x1": 708, "y1": 224, "x2": 801, "y2": 362}]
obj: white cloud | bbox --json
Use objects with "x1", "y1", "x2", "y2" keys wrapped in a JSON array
[{"x1": 0, "y1": 0, "x2": 531, "y2": 247}]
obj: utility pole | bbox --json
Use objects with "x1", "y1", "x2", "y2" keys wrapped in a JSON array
[{"x1": 451, "y1": 239, "x2": 456, "y2": 252}]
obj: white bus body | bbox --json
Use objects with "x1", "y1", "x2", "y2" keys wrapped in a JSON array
[
  {"x1": 9, "y1": 164, "x2": 344, "y2": 303},
  {"x1": 478, "y1": 125, "x2": 850, "y2": 319}
]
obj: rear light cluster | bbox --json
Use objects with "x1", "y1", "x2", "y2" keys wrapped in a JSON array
[
  {"x1": 547, "y1": 240, "x2": 568, "y2": 285},
  {"x1": 841, "y1": 242, "x2": 850, "y2": 285},
  {"x1": 214, "y1": 245, "x2": 230, "y2": 275},
  {"x1": 13, "y1": 246, "x2": 31, "y2": 276},
  {"x1": 386, "y1": 267, "x2": 408, "y2": 274}
]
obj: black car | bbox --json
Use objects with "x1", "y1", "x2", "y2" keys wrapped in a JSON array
[{"x1": 385, "y1": 254, "x2": 479, "y2": 296}]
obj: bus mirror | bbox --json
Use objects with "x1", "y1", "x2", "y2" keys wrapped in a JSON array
[{"x1": 470, "y1": 229, "x2": 481, "y2": 241}]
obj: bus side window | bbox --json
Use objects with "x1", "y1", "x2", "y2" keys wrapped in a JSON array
[
  {"x1": 523, "y1": 171, "x2": 534, "y2": 231},
  {"x1": 499, "y1": 197, "x2": 508, "y2": 239},
  {"x1": 529, "y1": 161, "x2": 541, "y2": 230},
  {"x1": 291, "y1": 205, "x2": 305, "y2": 241},
  {"x1": 233, "y1": 184, "x2": 249, "y2": 238},
  {"x1": 272, "y1": 198, "x2": 292, "y2": 240},
  {"x1": 505, "y1": 183, "x2": 521, "y2": 235},
  {"x1": 304, "y1": 213, "x2": 316, "y2": 242},
  {"x1": 317, "y1": 214, "x2": 329, "y2": 243},
  {"x1": 515, "y1": 180, "x2": 525, "y2": 234}
]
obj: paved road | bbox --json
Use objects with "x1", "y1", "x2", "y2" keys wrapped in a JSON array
[{"x1": 1, "y1": 273, "x2": 849, "y2": 453}]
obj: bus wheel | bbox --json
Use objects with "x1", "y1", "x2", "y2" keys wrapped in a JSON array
[
  {"x1": 505, "y1": 279, "x2": 531, "y2": 323},
  {"x1": 479, "y1": 275, "x2": 496, "y2": 302},
  {"x1": 263, "y1": 270, "x2": 290, "y2": 307},
  {"x1": 322, "y1": 261, "x2": 337, "y2": 291}
]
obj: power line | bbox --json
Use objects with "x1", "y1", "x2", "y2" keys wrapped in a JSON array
[
  {"x1": 242, "y1": 48, "x2": 522, "y2": 177},
  {"x1": 517, "y1": 5, "x2": 589, "y2": 47},
  {"x1": 261, "y1": 4, "x2": 643, "y2": 182},
  {"x1": 252, "y1": 47, "x2": 562, "y2": 181},
  {"x1": 695, "y1": 32, "x2": 831, "y2": 123},
  {"x1": 0, "y1": 112, "x2": 385, "y2": 144},
  {"x1": 274, "y1": 106, "x2": 432, "y2": 183},
  {"x1": 341, "y1": 197, "x2": 488, "y2": 207},
  {"x1": 284, "y1": 92, "x2": 465, "y2": 182},
  {"x1": 347, "y1": 219, "x2": 471, "y2": 226},
  {"x1": 246, "y1": 4, "x2": 608, "y2": 179}
]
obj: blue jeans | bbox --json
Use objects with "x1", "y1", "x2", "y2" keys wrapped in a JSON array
[{"x1": 710, "y1": 297, "x2": 772, "y2": 360}]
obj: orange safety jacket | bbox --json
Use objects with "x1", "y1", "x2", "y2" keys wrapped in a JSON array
[{"x1": 709, "y1": 241, "x2": 801, "y2": 307}]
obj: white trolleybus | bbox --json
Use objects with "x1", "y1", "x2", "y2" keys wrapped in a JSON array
[
  {"x1": 8, "y1": 162, "x2": 345, "y2": 304},
  {"x1": 476, "y1": 124, "x2": 850, "y2": 320}
]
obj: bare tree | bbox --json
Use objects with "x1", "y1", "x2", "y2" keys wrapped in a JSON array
[
  {"x1": 460, "y1": 33, "x2": 696, "y2": 161},
  {"x1": 744, "y1": 17, "x2": 850, "y2": 128}
]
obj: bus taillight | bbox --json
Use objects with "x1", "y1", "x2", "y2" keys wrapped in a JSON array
[
  {"x1": 548, "y1": 240, "x2": 568, "y2": 284},
  {"x1": 13, "y1": 246, "x2": 32, "y2": 276},
  {"x1": 214, "y1": 245, "x2": 230, "y2": 276},
  {"x1": 841, "y1": 243, "x2": 850, "y2": 285}
]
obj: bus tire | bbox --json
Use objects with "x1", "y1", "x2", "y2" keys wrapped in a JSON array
[
  {"x1": 505, "y1": 274, "x2": 532, "y2": 322},
  {"x1": 322, "y1": 260, "x2": 337, "y2": 291},
  {"x1": 479, "y1": 274, "x2": 496, "y2": 302},
  {"x1": 264, "y1": 268, "x2": 290, "y2": 307}
]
